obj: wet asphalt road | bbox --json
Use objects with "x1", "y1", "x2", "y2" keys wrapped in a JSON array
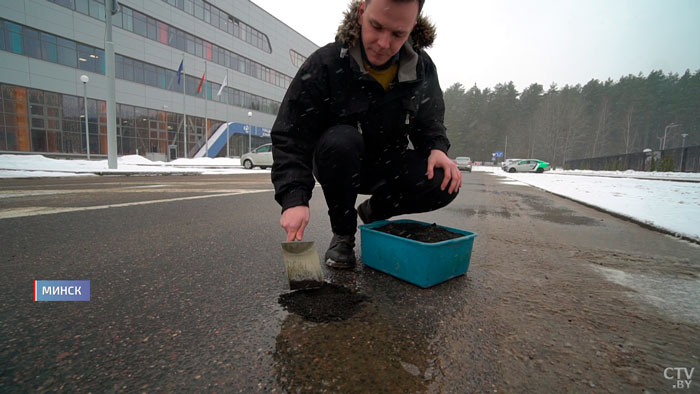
[{"x1": 1, "y1": 172, "x2": 698, "y2": 392}]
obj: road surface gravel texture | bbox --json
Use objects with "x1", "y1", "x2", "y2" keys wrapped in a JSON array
[{"x1": 0, "y1": 173, "x2": 697, "y2": 393}]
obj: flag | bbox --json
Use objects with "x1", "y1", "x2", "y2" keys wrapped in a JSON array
[
  {"x1": 177, "y1": 59, "x2": 184, "y2": 85},
  {"x1": 197, "y1": 72, "x2": 206, "y2": 94},
  {"x1": 217, "y1": 75, "x2": 227, "y2": 97}
]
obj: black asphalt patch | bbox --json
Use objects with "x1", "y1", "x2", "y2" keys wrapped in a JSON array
[{"x1": 278, "y1": 283, "x2": 368, "y2": 322}]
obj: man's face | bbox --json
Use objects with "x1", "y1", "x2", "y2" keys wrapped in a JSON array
[{"x1": 358, "y1": 0, "x2": 418, "y2": 66}]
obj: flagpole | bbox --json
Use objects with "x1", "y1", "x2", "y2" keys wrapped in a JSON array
[
  {"x1": 215, "y1": 70, "x2": 228, "y2": 158},
  {"x1": 181, "y1": 53, "x2": 187, "y2": 159},
  {"x1": 226, "y1": 68, "x2": 230, "y2": 158},
  {"x1": 204, "y1": 60, "x2": 208, "y2": 158}
]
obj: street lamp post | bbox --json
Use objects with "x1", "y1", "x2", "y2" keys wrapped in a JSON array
[
  {"x1": 680, "y1": 133, "x2": 689, "y2": 172},
  {"x1": 662, "y1": 123, "x2": 680, "y2": 150},
  {"x1": 80, "y1": 75, "x2": 90, "y2": 159},
  {"x1": 247, "y1": 111, "x2": 252, "y2": 153}
]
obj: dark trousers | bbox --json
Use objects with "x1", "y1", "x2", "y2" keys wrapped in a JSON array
[{"x1": 312, "y1": 125, "x2": 458, "y2": 236}]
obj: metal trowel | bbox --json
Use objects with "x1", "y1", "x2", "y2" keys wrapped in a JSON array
[{"x1": 281, "y1": 241, "x2": 324, "y2": 290}]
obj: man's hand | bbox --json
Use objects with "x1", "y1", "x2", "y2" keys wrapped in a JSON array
[
  {"x1": 280, "y1": 205, "x2": 310, "y2": 241},
  {"x1": 427, "y1": 149, "x2": 462, "y2": 194}
]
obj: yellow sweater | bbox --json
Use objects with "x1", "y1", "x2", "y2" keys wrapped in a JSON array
[{"x1": 364, "y1": 61, "x2": 398, "y2": 91}]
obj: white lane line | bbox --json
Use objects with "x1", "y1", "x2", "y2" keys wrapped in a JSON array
[
  {"x1": 0, "y1": 191, "x2": 74, "y2": 198},
  {"x1": 123, "y1": 184, "x2": 170, "y2": 189},
  {"x1": 0, "y1": 189, "x2": 272, "y2": 219},
  {"x1": 0, "y1": 188, "x2": 269, "y2": 197}
]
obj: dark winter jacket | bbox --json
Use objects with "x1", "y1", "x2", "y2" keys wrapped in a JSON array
[{"x1": 271, "y1": 1, "x2": 450, "y2": 211}]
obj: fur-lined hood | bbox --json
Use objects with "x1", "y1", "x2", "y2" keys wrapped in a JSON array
[{"x1": 336, "y1": 0, "x2": 436, "y2": 49}]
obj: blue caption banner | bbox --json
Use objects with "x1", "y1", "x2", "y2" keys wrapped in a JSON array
[{"x1": 34, "y1": 280, "x2": 90, "y2": 301}]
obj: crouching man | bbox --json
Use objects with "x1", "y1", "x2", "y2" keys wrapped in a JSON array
[{"x1": 271, "y1": 0, "x2": 461, "y2": 268}]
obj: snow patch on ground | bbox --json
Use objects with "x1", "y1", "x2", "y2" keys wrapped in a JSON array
[
  {"x1": 0, "y1": 154, "x2": 259, "y2": 176},
  {"x1": 590, "y1": 264, "x2": 700, "y2": 325},
  {"x1": 477, "y1": 165, "x2": 700, "y2": 243}
]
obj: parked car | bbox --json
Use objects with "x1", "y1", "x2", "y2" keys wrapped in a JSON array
[
  {"x1": 241, "y1": 143, "x2": 273, "y2": 169},
  {"x1": 503, "y1": 159, "x2": 550, "y2": 173},
  {"x1": 454, "y1": 156, "x2": 472, "y2": 172}
]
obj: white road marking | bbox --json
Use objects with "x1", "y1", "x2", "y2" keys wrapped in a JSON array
[
  {"x1": 123, "y1": 184, "x2": 170, "y2": 189},
  {"x1": 0, "y1": 188, "x2": 270, "y2": 197},
  {"x1": 0, "y1": 191, "x2": 74, "y2": 198},
  {"x1": 0, "y1": 189, "x2": 272, "y2": 219},
  {"x1": 0, "y1": 180, "x2": 271, "y2": 190}
]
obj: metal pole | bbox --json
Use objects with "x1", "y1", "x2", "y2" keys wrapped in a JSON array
[
  {"x1": 182, "y1": 53, "x2": 187, "y2": 158},
  {"x1": 504, "y1": 135, "x2": 507, "y2": 162},
  {"x1": 680, "y1": 133, "x2": 688, "y2": 172},
  {"x1": 247, "y1": 111, "x2": 252, "y2": 153},
  {"x1": 204, "y1": 60, "x2": 208, "y2": 158},
  {"x1": 105, "y1": 0, "x2": 118, "y2": 168},
  {"x1": 662, "y1": 123, "x2": 679, "y2": 150},
  {"x1": 226, "y1": 68, "x2": 230, "y2": 158},
  {"x1": 81, "y1": 76, "x2": 90, "y2": 159}
]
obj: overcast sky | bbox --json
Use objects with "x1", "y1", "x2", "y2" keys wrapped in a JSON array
[{"x1": 251, "y1": 0, "x2": 700, "y2": 92}]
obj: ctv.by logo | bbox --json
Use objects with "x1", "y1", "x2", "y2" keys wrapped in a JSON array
[{"x1": 664, "y1": 367, "x2": 694, "y2": 390}]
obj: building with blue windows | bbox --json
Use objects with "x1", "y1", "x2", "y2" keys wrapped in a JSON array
[{"x1": 0, "y1": 0, "x2": 317, "y2": 159}]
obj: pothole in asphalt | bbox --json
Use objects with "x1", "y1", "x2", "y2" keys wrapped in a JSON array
[{"x1": 278, "y1": 282, "x2": 368, "y2": 323}]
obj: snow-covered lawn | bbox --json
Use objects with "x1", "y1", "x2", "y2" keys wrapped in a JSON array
[{"x1": 478, "y1": 165, "x2": 700, "y2": 243}]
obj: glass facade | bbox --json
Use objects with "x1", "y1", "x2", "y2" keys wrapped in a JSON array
[
  {"x1": 48, "y1": 0, "x2": 272, "y2": 53},
  {"x1": 0, "y1": 19, "x2": 281, "y2": 116},
  {"x1": 46, "y1": 0, "x2": 292, "y2": 89},
  {"x1": 0, "y1": 83, "x2": 222, "y2": 157},
  {"x1": 160, "y1": 0, "x2": 272, "y2": 53},
  {"x1": 0, "y1": 85, "x2": 29, "y2": 151},
  {"x1": 0, "y1": 0, "x2": 305, "y2": 157},
  {"x1": 289, "y1": 50, "x2": 307, "y2": 68},
  {"x1": 2, "y1": 20, "x2": 102, "y2": 72}
]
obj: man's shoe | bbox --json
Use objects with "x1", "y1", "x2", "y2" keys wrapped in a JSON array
[
  {"x1": 357, "y1": 200, "x2": 374, "y2": 224},
  {"x1": 324, "y1": 234, "x2": 356, "y2": 269}
]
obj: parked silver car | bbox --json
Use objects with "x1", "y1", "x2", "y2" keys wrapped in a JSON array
[
  {"x1": 241, "y1": 143, "x2": 273, "y2": 169},
  {"x1": 501, "y1": 158, "x2": 523, "y2": 171},
  {"x1": 454, "y1": 157, "x2": 472, "y2": 172},
  {"x1": 503, "y1": 159, "x2": 551, "y2": 173}
]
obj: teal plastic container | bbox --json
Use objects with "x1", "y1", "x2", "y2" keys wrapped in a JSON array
[{"x1": 359, "y1": 219, "x2": 477, "y2": 288}]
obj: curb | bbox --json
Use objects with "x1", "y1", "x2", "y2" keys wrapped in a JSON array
[
  {"x1": 0, "y1": 168, "x2": 203, "y2": 178},
  {"x1": 546, "y1": 172, "x2": 700, "y2": 183}
]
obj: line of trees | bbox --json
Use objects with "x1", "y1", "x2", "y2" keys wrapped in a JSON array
[{"x1": 443, "y1": 69, "x2": 700, "y2": 166}]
